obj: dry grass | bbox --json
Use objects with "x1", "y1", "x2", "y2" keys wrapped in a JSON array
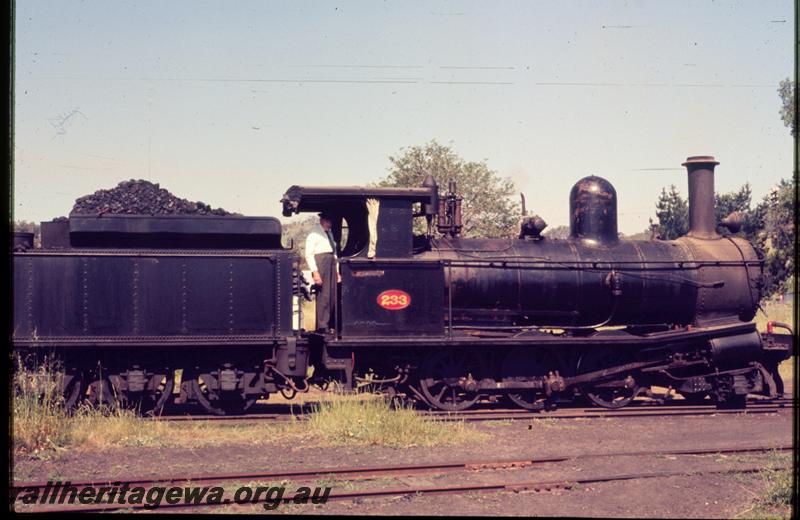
[
  {"x1": 301, "y1": 299, "x2": 316, "y2": 332},
  {"x1": 269, "y1": 378, "x2": 399, "y2": 406},
  {"x1": 526, "y1": 418, "x2": 577, "y2": 430},
  {"x1": 15, "y1": 408, "x2": 299, "y2": 456},
  {"x1": 68, "y1": 406, "x2": 173, "y2": 449},
  {"x1": 11, "y1": 359, "x2": 298, "y2": 456},
  {"x1": 777, "y1": 359, "x2": 794, "y2": 388},
  {"x1": 300, "y1": 393, "x2": 485, "y2": 449},
  {"x1": 733, "y1": 451, "x2": 794, "y2": 519},
  {"x1": 756, "y1": 301, "x2": 794, "y2": 386},
  {"x1": 753, "y1": 300, "x2": 794, "y2": 331},
  {"x1": 12, "y1": 358, "x2": 72, "y2": 455},
  {"x1": 163, "y1": 420, "x2": 298, "y2": 448},
  {"x1": 756, "y1": 468, "x2": 794, "y2": 510},
  {"x1": 756, "y1": 451, "x2": 794, "y2": 514},
  {"x1": 13, "y1": 360, "x2": 480, "y2": 455},
  {"x1": 753, "y1": 301, "x2": 795, "y2": 389},
  {"x1": 11, "y1": 357, "x2": 174, "y2": 456}
]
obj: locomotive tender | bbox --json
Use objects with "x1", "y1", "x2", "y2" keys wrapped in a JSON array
[{"x1": 12, "y1": 156, "x2": 793, "y2": 414}]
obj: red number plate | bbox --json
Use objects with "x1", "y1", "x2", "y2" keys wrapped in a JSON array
[{"x1": 377, "y1": 289, "x2": 411, "y2": 310}]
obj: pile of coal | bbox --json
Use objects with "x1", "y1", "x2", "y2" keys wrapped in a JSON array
[{"x1": 71, "y1": 180, "x2": 234, "y2": 216}]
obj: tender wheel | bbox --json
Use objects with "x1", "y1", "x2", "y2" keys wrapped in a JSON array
[
  {"x1": 110, "y1": 380, "x2": 150, "y2": 414},
  {"x1": 150, "y1": 378, "x2": 174, "y2": 416},
  {"x1": 62, "y1": 373, "x2": 84, "y2": 410},
  {"x1": 419, "y1": 349, "x2": 483, "y2": 412},
  {"x1": 577, "y1": 349, "x2": 639, "y2": 409},
  {"x1": 191, "y1": 379, "x2": 255, "y2": 416},
  {"x1": 502, "y1": 347, "x2": 559, "y2": 411},
  {"x1": 87, "y1": 378, "x2": 118, "y2": 409}
]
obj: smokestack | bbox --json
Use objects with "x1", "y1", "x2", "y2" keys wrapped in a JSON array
[{"x1": 682, "y1": 156, "x2": 719, "y2": 239}]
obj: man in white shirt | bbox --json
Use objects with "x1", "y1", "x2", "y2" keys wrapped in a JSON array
[{"x1": 305, "y1": 211, "x2": 341, "y2": 332}]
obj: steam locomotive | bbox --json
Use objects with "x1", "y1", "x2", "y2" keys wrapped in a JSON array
[{"x1": 12, "y1": 156, "x2": 793, "y2": 414}]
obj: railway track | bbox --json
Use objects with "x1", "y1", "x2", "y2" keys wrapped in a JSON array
[
  {"x1": 153, "y1": 397, "x2": 794, "y2": 423},
  {"x1": 14, "y1": 444, "x2": 792, "y2": 513}
]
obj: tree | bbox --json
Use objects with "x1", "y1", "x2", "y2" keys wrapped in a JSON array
[
  {"x1": 543, "y1": 225, "x2": 570, "y2": 239},
  {"x1": 714, "y1": 183, "x2": 751, "y2": 224},
  {"x1": 655, "y1": 184, "x2": 763, "y2": 242},
  {"x1": 654, "y1": 185, "x2": 688, "y2": 239},
  {"x1": 622, "y1": 229, "x2": 653, "y2": 241},
  {"x1": 281, "y1": 215, "x2": 317, "y2": 270},
  {"x1": 771, "y1": 79, "x2": 796, "y2": 295},
  {"x1": 379, "y1": 141, "x2": 519, "y2": 238},
  {"x1": 653, "y1": 179, "x2": 795, "y2": 297},
  {"x1": 778, "y1": 78, "x2": 796, "y2": 136},
  {"x1": 713, "y1": 183, "x2": 766, "y2": 243},
  {"x1": 759, "y1": 178, "x2": 795, "y2": 296}
]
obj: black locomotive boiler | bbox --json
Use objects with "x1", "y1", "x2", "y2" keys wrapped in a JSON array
[{"x1": 11, "y1": 155, "x2": 793, "y2": 414}]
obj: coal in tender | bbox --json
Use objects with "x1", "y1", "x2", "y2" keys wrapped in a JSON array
[{"x1": 70, "y1": 180, "x2": 236, "y2": 216}]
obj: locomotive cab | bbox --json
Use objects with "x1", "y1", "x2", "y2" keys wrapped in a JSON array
[
  {"x1": 281, "y1": 185, "x2": 439, "y2": 258},
  {"x1": 281, "y1": 185, "x2": 446, "y2": 338}
]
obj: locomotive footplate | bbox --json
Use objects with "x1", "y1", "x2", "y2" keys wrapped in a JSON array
[{"x1": 327, "y1": 321, "x2": 759, "y2": 348}]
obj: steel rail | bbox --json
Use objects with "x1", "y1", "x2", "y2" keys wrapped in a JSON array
[
  {"x1": 14, "y1": 444, "x2": 792, "y2": 495},
  {"x1": 316, "y1": 465, "x2": 790, "y2": 504},
  {"x1": 450, "y1": 408, "x2": 788, "y2": 422},
  {"x1": 151, "y1": 400, "x2": 791, "y2": 423},
  {"x1": 16, "y1": 445, "x2": 792, "y2": 513}
]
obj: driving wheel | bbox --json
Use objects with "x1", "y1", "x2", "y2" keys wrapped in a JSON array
[{"x1": 419, "y1": 349, "x2": 484, "y2": 411}]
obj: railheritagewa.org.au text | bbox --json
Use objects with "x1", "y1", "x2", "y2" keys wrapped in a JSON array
[{"x1": 12, "y1": 481, "x2": 332, "y2": 510}]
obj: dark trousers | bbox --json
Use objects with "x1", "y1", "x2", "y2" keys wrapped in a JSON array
[{"x1": 315, "y1": 253, "x2": 337, "y2": 331}]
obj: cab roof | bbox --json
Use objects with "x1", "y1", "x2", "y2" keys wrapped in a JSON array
[{"x1": 281, "y1": 185, "x2": 435, "y2": 216}]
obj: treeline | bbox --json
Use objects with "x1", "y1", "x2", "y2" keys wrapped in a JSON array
[{"x1": 655, "y1": 179, "x2": 795, "y2": 296}]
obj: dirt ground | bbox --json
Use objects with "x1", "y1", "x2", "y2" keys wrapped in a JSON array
[{"x1": 12, "y1": 406, "x2": 793, "y2": 517}]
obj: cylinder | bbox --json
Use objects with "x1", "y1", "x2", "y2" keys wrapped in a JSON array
[
  {"x1": 683, "y1": 156, "x2": 720, "y2": 240},
  {"x1": 708, "y1": 331, "x2": 762, "y2": 363}
]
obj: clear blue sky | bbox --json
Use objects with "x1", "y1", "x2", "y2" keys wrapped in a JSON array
[{"x1": 13, "y1": 0, "x2": 794, "y2": 233}]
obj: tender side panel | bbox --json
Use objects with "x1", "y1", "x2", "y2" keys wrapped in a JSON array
[
  {"x1": 30, "y1": 256, "x2": 85, "y2": 336},
  {"x1": 12, "y1": 251, "x2": 294, "y2": 343},
  {"x1": 139, "y1": 257, "x2": 184, "y2": 335},
  {"x1": 86, "y1": 256, "x2": 137, "y2": 335}
]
